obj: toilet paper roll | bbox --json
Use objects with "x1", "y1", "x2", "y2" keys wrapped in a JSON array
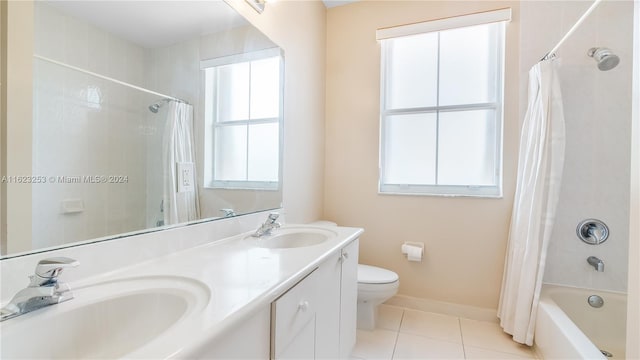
[
  {"x1": 401, "y1": 244, "x2": 410, "y2": 254},
  {"x1": 405, "y1": 245, "x2": 423, "y2": 262}
]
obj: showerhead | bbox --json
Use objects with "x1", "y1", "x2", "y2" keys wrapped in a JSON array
[
  {"x1": 148, "y1": 99, "x2": 170, "y2": 113},
  {"x1": 587, "y1": 47, "x2": 620, "y2": 71},
  {"x1": 148, "y1": 103, "x2": 161, "y2": 113}
]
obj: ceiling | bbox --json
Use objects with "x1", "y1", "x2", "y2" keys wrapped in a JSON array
[
  {"x1": 46, "y1": 1, "x2": 248, "y2": 49},
  {"x1": 46, "y1": 0, "x2": 359, "y2": 49}
]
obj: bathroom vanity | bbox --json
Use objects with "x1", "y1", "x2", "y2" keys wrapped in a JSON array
[
  {"x1": 198, "y1": 229, "x2": 359, "y2": 360},
  {"x1": 0, "y1": 222, "x2": 362, "y2": 359}
]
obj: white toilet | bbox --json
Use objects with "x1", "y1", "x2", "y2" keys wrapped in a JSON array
[
  {"x1": 357, "y1": 264, "x2": 399, "y2": 330},
  {"x1": 310, "y1": 221, "x2": 400, "y2": 330}
]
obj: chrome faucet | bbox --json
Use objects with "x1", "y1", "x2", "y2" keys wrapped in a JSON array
[
  {"x1": 587, "y1": 256, "x2": 605, "y2": 272},
  {"x1": 220, "y1": 208, "x2": 236, "y2": 218},
  {"x1": 252, "y1": 212, "x2": 281, "y2": 237},
  {"x1": 1, "y1": 257, "x2": 79, "y2": 321}
]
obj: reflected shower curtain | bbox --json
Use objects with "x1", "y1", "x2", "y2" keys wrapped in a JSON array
[
  {"x1": 163, "y1": 102, "x2": 200, "y2": 225},
  {"x1": 498, "y1": 59, "x2": 565, "y2": 345}
]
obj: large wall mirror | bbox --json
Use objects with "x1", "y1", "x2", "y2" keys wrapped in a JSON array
[{"x1": 1, "y1": 0, "x2": 283, "y2": 257}]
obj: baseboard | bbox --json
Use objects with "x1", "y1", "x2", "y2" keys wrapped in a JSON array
[{"x1": 384, "y1": 294, "x2": 499, "y2": 323}]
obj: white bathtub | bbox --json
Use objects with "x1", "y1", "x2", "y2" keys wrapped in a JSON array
[{"x1": 535, "y1": 285, "x2": 627, "y2": 359}]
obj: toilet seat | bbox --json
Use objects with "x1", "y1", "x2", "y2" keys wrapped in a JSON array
[{"x1": 358, "y1": 264, "x2": 399, "y2": 284}]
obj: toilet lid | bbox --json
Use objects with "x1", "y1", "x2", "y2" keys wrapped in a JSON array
[{"x1": 358, "y1": 264, "x2": 399, "y2": 284}]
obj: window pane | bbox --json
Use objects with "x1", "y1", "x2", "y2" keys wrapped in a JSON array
[
  {"x1": 216, "y1": 62, "x2": 249, "y2": 122},
  {"x1": 385, "y1": 33, "x2": 438, "y2": 109},
  {"x1": 250, "y1": 57, "x2": 280, "y2": 119},
  {"x1": 439, "y1": 24, "x2": 499, "y2": 106},
  {"x1": 248, "y1": 123, "x2": 279, "y2": 182},
  {"x1": 214, "y1": 125, "x2": 247, "y2": 181},
  {"x1": 438, "y1": 110, "x2": 497, "y2": 185},
  {"x1": 383, "y1": 113, "x2": 437, "y2": 184}
]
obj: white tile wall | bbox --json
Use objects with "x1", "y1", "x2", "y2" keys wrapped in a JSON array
[
  {"x1": 33, "y1": 3, "x2": 156, "y2": 249},
  {"x1": 520, "y1": 1, "x2": 633, "y2": 292}
]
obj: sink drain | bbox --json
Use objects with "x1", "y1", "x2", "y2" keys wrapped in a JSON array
[{"x1": 600, "y1": 350, "x2": 613, "y2": 357}]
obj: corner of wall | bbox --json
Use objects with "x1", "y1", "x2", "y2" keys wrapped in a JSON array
[
  {"x1": 1, "y1": 0, "x2": 7, "y2": 254},
  {"x1": 626, "y1": 1, "x2": 640, "y2": 357}
]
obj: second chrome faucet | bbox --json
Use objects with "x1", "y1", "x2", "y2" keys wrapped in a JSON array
[
  {"x1": 252, "y1": 212, "x2": 281, "y2": 237},
  {"x1": 587, "y1": 256, "x2": 604, "y2": 272}
]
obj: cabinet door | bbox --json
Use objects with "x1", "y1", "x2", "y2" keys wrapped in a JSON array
[
  {"x1": 315, "y1": 253, "x2": 342, "y2": 359},
  {"x1": 276, "y1": 316, "x2": 316, "y2": 360},
  {"x1": 186, "y1": 306, "x2": 270, "y2": 359},
  {"x1": 339, "y1": 238, "x2": 359, "y2": 358},
  {"x1": 272, "y1": 270, "x2": 318, "y2": 360}
]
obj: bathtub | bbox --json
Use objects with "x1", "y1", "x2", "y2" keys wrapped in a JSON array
[{"x1": 535, "y1": 285, "x2": 627, "y2": 359}]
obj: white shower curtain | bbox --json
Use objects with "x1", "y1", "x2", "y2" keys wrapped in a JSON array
[
  {"x1": 162, "y1": 101, "x2": 200, "y2": 225},
  {"x1": 498, "y1": 59, "x2": 565, "y2": 345}
]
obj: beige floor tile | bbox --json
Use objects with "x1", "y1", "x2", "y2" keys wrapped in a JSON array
[
  {"x1": 351, "y1": 328, "x2": 398, "y2": 360},
  {"x1": 459, "y1": 319, "x2": 536, "y2": 358},
  {"x1": 377, "y1": 304, "x2": 404, "y2": 331},
  {"x1": 400, "y1": 309, "x2": 462, "y2": 343},
  {"x1": 393, "y1": 333, "x2": 465, "y2": 360},
  {"x1": 464, "y1": 345, "x2": 538, "y2": 359}
]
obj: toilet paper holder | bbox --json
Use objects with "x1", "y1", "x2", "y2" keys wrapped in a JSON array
[{"x1": 401, "y1": 242, "x2": 424, "y2": 257}]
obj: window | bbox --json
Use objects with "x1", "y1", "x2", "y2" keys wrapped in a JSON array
[
  {"x1": 378, "y1": 9, "x2": 510, "y2": 197},
  {"x1": 202, "y1": 48, "x2": 282, "y2": 190}
]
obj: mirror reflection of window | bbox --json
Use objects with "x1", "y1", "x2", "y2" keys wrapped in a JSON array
[{"x1": 202, "y1": 49, "x2": 282, "y2": 190}]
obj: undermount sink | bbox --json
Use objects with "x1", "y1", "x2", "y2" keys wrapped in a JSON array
[
  {"x1": 246, "y1": 226, "x2": 337, "y2": 249},
  {"x1": 0, "y1": 276, "x2": 210, "y2": 359}
]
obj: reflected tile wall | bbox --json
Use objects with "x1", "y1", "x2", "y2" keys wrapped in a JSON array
[{"x1": 32, "y1": 3, "x2": 159, "y2": 249}]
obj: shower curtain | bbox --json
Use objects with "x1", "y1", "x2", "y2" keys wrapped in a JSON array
[
  {"x1": 498, "y1": 59, "x2": 565, "y2": 345},
  {"x1": 162, "y1": 101, "x2": 200, "y2": 225}
]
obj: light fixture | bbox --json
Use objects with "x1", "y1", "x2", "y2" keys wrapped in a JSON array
[{"x1": 245, "y1": 0, "x2": 266, "y2": 13}]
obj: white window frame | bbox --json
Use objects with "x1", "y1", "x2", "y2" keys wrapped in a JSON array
[
  {"x1": 377, "y1": 9, "x2": 511, "y2": 198},
  {"x1": 201, "y1": 48, "x2": 284, "y2": 191}
]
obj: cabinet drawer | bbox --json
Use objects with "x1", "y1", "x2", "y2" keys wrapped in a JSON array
[{"x1": 271, "y1": 269, "x2": 318, "y2": 357}]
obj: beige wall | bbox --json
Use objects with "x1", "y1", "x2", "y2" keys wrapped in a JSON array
[
  {"x1": 325, "y1": 1, "x2": 520, "y2": 309},
  {"x1": 226, "y1": 0, "x2": 327, "y2": 224},
  {"x1": 1, "y1": 1, "x2": 33, "y2": 254}
]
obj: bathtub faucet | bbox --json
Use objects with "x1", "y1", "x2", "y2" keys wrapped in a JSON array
[{"x1": 587, "y1": 256, "x2": 604, "y2": 272}]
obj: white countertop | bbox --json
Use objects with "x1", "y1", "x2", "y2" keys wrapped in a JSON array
[{"x1": 1, "y1": 224, "x2": 363, "y2": 358}]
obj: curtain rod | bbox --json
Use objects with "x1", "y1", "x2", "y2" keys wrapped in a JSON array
[
  {"x1": 33, "y1": 54, "x2": 188, "y2": 104},
  {"x1": 541, "y1": 0, "x2": 602, "y2": 61}
]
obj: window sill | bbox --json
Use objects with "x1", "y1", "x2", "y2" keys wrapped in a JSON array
[{"x1": 378, "y1": 184, "x2": 502, "y2": 198}]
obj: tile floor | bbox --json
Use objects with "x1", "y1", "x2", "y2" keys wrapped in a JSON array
[{"x1": 351, "y1": 305, "x2": 538, "y2": 360}]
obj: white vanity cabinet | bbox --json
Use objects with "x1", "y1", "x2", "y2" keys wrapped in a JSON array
[
  {"x1": 271, "y1": 238, "x2": 359, "y2": 360},
  {"x1": 185, "y1": 306, "x2": 271, "y2": 359},
  {"x1": 338, "y1": 238, "x2": 359, "y2": 358},
  {"x1": 271, "y1": 270, "x2": 319, "y2": 359}
]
